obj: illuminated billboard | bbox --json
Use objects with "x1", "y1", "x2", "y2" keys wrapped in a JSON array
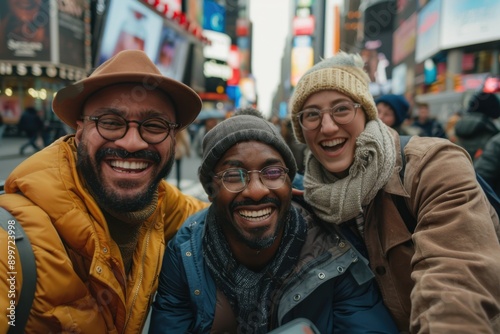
[{"x1": 96, "y1": 0, "x2": 163, "y2": 65}]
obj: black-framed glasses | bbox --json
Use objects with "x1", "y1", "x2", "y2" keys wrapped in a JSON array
[
  {"x1": 214, "y1": 166, "x2": 289, "y2": 193},
  {"x1": 296, "y1": 102, "x2": 361, "y2": 130},
  {"x1": 81, "y1": 114, "x2": 179, "y2": 144}
]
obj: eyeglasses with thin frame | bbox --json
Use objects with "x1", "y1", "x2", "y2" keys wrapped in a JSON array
[
  {"x1": 296, "y1": 101, "x2": 361, "y2": 131},
  {"x1": 81, "y1": 114, "x2": 179, "y2": 144},
  {"x1": 213, "y1": 166, "x2": 290, "y2": 193}
]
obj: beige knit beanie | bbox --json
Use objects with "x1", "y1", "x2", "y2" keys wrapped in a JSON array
[{"x1": 289, "y1": 51, "x2": 378, "y2": 143}]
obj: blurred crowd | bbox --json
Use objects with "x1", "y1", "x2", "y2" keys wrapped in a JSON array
[{"x1": 373, "y1": 91, "x2": 500, "y2": 199}]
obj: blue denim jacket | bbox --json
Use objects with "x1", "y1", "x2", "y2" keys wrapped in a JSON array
[{"x1": 149, "y1": 206, "x2": 398, "y2": 334}]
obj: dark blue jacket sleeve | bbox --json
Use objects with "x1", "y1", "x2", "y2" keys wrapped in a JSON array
[{"x1": 149, "y1": 234, "x2": 194, "y2": 333}]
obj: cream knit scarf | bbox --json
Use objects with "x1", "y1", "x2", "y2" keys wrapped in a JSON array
[{"x1": 304, "y1": 119, "x2": 395, "y2": 225}]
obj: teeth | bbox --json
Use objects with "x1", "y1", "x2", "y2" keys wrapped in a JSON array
[
  {"x1": 322, "y1": 138, "x2": 345, "y2": 147},
  {"x1": 239, "y1": 208, "x2": 272, "y2": 221},
  {"x1": 110, "y1": 160, "x2": 148, "y2": 170}
]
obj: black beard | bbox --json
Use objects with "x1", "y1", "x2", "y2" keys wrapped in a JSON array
[
  {"x1": 76, "y1": 142, "x2": 175, "y2": 212},
  {"x1": 218, "y1": 197, "x2": 291, "y2": 250}
]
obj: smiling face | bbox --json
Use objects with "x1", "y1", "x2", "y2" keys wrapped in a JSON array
[
  {"x1": 211, "y1": 141, "x2": 292, "y2": 252},
  {"x1": 75, "y1": 84, "x2": 176, "y2": 212},
  {"x1": 301, "y1": 90, "x2": 367, "y2": 178},
  {"x1": 376, "y1": 102, "x2": 396, "y2": 127}
]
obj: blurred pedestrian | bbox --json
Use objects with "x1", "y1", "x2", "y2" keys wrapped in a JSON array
[
  {"x1": 375, "y1": 94, "x2": 421, "y2": 136},
  {"x1": 192, "y1": 110, "x2": 224, "y2": 158},
  {"x1": 411, "y1": 102, "x2": 447, "y2": 138},
  {"x1": 475, "y1": 132, "x2": 500, "y2": 197},
  {"x1": 455, "y1": 92, "x2": 500, "y2": 160},
  {"x1": 0, "y1": 112, "x2": 5, "y2": 146},
  {"x1": 18, "y1": 106, "x2": 44, "y2": 155},
  {"x1": 174, "y1": 128, "x2": 191, "y2": 190},
  {"x1": 281, "y1": 116, "x2": 308, "y2": 175}
]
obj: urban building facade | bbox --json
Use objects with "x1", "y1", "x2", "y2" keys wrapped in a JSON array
[{"x1": 272, "y1": 0, "x2": 500, "y2": 123}]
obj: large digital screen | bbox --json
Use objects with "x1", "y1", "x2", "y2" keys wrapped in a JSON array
[
  {"x1": 415, "y1": 0, "x2": 441, "y2": 63},
  {"x1": 155, "y1": 25, "x2": 190, "y2": 81},
  {"x1": 440, "y1": 0, "x2": 500, "y2": 49},
  {"x1": 96, "y1": 0, "x2": 163, "y2": 66}
]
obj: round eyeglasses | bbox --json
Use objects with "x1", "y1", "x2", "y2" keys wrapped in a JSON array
[
  {"x1": 214, "y1": 166, "x2": 289, "y2": 193},
  {"x1": 81, "y1": 114, "x2": 179, "y2": 144},
  {"x1": 296, "y1": 102, "x2": 361, "y2": 130}
]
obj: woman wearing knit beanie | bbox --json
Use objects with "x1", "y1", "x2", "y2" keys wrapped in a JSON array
[{"x1": 290, "y1": 51, "x2": 500, "y2": 333}]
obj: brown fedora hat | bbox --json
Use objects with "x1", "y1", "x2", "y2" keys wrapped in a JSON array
[{"x1": 52, "y1": 49, "x2": 202, "y2": 130}]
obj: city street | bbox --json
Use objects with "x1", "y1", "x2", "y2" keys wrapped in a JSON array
[{"x1": 0, "y1": 136, "x2": 208, "y2": 202}]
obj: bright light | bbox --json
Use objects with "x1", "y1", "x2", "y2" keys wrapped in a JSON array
[
  {"x1": 5, "y1": 88, "x2": 13, "y2": 96},
  {"x1": 27, "y1": 88, "x2": 48, "y2": 100}
]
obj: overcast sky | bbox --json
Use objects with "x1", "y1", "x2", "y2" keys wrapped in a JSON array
[{"x1": 249, "y1": 0, "x2": 290, "y2": 118}]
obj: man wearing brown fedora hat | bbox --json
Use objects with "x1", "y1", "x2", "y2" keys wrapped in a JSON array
[{"x1": 0, "y1": 50, "x2": 209, "y2": 333}]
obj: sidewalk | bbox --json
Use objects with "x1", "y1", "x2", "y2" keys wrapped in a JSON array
[{"x1": 0, "y1": 136, "x2": 27, "y2": 158}]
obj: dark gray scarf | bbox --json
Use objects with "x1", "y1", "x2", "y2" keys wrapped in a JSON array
[{"x1": 203, "y1": 205, "x2": 307, "y2": 334}]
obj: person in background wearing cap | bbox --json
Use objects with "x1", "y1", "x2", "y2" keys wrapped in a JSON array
[
  {"x1": 289, "y1": 51, "x2": 500, "y2": 333},
  {"x1": 375, "y1": 94, "x2": 421, "y2": 136},
  {"x1": 455, "y1": 91, "x2": 500, "y2": 160},
  {"x1": 0, "y1": 50, "x2": 209, "y2": 333},
  {"x1": 148, "y1": 108, "x2": 399, "y2": 334}
]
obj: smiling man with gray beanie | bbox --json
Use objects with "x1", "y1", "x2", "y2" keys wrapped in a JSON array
[
  {"x1": 198, "y1": 110, "x2": 297, "y2": 197},
  {"x1": 150, "y1": 107, "x2": 399, "y2": 334}
]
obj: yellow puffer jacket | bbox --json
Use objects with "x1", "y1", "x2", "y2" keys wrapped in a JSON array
[{"x1": 0, "y1": 136, "x2": 208, "y2": 333}]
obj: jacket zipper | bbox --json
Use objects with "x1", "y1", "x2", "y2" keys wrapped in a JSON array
[{"x1": 121, "y1": 222, "x2": 154, "y2": 333}]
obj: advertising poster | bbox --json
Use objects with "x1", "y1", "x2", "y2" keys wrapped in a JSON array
[
  {"x1": 97, "y1": 0, "x2": 162, "y2": 66},
  {"x1": 0, "y1": 95, "x2": 22, "y2": 124},
  {"x1": 440, "y1": 0, "x2": 500, "y2": 49},
  {"x1": 156, "y1": 25, "x2": 190, "y2": 81},
  {"x1": 415, "y1": 0, "x2": 441, "y2": 63},
  {"x1": 203, "y1": 0, "x2": 225, "y2": 33},
  {"x1": 291, "y1": 36, "x2": 314, "y2": 87},
  {"x1": 58, "y1": 0, "x2": 87, "y2": 69},
  {"x1": 0, "y1": 0, "x2": 52, "y2": 61}
]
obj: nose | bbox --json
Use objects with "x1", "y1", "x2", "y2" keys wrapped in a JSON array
[
  {"x1": 241, "y1": 173, "x2": 270, "y2": 199},
  {"x1": 113, "y1": 123, "x2": 149, "y2": 152},
  {"x1": 320, "y1": 112, "x2": 340, "y2": 133}
]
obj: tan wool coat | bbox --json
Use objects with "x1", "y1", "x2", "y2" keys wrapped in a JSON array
[{"x1": 363, "y1": 133, "x2": 500, "y2": 333}]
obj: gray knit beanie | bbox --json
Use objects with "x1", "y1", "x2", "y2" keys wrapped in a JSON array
[
  {"x1": 289, "y1": 51, "x2": 378, "y2": 143},
  {"x1": 198, "y1": 114, "x2": 297, "y2": 196}
]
